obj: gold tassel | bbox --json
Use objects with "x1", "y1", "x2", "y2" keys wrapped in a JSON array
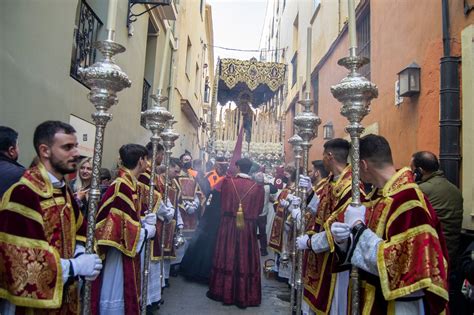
[{"x1": 236, "y1": 202, "x2": 245, "y2": 230}]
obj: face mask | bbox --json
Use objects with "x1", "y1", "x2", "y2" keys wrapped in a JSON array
[{"x1": 183, "y1": 162, "x2": 192, "y2": 169}]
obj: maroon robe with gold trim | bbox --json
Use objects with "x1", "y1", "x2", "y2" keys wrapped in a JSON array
[
  {"x1": 208, "y1": 174, "x2": 264, "y2": 307},
  {"x1": 268, "y1": 187, "x2": 291, "y2": 253},
  {"x1": 302, "y1": 166, "x2": 356, "y2": 314},
  {"x1": 91, "y1": 168, "x2": 142, "y2": 315},
  {"x1": 357, "y1": 168, "x2": 449, "y2": 314},
  {"x1": 0, "y1": 163, "x2": 86, "y2": 314}
]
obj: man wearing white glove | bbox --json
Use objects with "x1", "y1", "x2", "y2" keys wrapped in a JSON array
[
  {"x1": 297, "y1": 139, "x2": 354, "y2": 315},
  {"x1": 298, "y1": 174, "x2": 313, "y2": 193},
  {"x1": 343, "y1": 135, "x2": 449, "y2": 314},
  {"x1": 63, "y1": 253, "x2": 103, "y2": 282},
  {"x1": 94, "y1": 144, "x2": 149, "y2": 314},
  {"x1": 0, "y1": 121, "x2": 93, "y2": 314}
]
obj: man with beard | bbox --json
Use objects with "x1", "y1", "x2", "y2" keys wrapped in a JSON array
[
  {"x1": 295, "y1": 138, "x2": 357, "y2": 315},
  {"x1": 309, "y1": 160, "x2": 329, "y2": 186},
  {"x1": 342, "y1": 135, "x2": 449, "y2": 314},
  {"x1": 92, "y1": 144, "x2": 157, "y2": 314},
  {"x1": 0, "y1": 121, "x2": 102, "y2": 314},
  {"x1": 0, "y1": 126, "x2": 25, "y2": 198}
]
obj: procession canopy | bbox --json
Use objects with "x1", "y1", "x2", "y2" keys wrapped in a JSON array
[{"x1": 218, "y1": 57, "x2": 286, "y2": 108}]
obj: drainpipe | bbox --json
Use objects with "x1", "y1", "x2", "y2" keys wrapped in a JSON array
[{"x1": 439, "y1": 0, "x2": 461, "y2": 186}]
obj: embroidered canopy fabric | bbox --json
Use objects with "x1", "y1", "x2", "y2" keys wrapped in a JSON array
[{"x1": 218, "y1": 58, "x2": 286, "y2": 108}]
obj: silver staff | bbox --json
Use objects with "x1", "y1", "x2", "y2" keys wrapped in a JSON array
[
  {"x1": 294, "y1": 91, "x2": 321, "y2": 315},
  {"x1": 140, "y1": 90, "x2": 172, "y2": 314},
  {"x1": 78, "y1": 29, "x2": 131, "y2": 314},
  {"x1": 330, "y1": 47, "x2": 378, "y2": 315},
  {"x1": 288, "y1": 133, "x2": 303, "y2": 313},
  {"x1": 159, "y1": 119, "x2": 179, "y2": 289}
]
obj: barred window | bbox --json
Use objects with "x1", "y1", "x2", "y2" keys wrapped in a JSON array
[
  {"x1": 70, "y1": 0, "x2": 103, "y2": 88},
  {"x1": 357, "y1": 6, "x2": 370, "y2": 79},
  {"x1": 141, "y1": 78, "x2": 152, "y2": 128}
]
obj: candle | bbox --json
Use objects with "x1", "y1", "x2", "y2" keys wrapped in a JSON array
[
  {"x1": 106, "y1": 0, "x2": 118, "y2": 32},
  {"x1": 348, "y1": 0, "x2": 357, "y2": 55},
  {"x1": 306, "y1": 27, "x2": 312, "y2": 95},
  {"x1": 157, "y1": 27, "x2": 171, "y2": 91}
]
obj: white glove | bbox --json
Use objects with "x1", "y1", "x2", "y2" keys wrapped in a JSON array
[
  {"x1": 70, "y1": 253, "x2": 103, "y2": 280},
  {"x1": 291, "y1": 207, "x2": 301, "y2": 220},
  {"x1": 142, "y1": 213, "x2": 157, "y2": 225},
  {"x1": 296, "y1": 235, "x2": 309, "y2": 250},
  {"x1": 143, "y1": 223, "x2": 156, "y2": 239},
  {"x1": 289, "y1": 196, "x2": 301, "y2": 209},
  {"x1": 298, "y1": 175, "x2": 312, "y2": 193},
  {"x1": 280, "y1": 199, "x2": 290, "y2": 208},
  {"x1": 164, "y1": 206, "x2": 175, "y2": 221},
  {"x1": 74, "y1": 243, "x2": 85, "y2": 258},
  {"x1": 185, "y1": 201, "x2": 197, "y2": 214},
  {"x1": 307, "y1": 194, "x2": 320, "y2": 214},
  {"x1": 344, "y1": 205, "x2": 366, "y2": 227},
  {"x1": 331, "y1": 222, "x2": 351, "y2": 243},
  {"x1": 193, "y1": 196, "x2": 200, "y2": 208},
  {"x1": 157, "y1": 202, "x2": 169, "y2": 217}
]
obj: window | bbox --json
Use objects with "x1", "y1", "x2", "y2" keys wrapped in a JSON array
[
  {"x1": 70, "y1": 0, "x2": 103, "y2": 88},
  {"x1": 185, "y1": 37, "x2": 192, "y2": 79},
  {"x1": 195, "y1": 63, "x2": 200, "y2": 96},
  {"x1": 311, "y1": 72, "x2": 319, "y2": 114},
  {"x1": 140, "y1": 79, "x2": 152, "y2": 128},
  {"x1": 200, "y1": 0, "x2": 204, "y2": 18},
  {"x1": 357, "y1": 6, "x2": 370, "y2": 79},
  {"x1": 291, "y1": 53, "x2": 298, "y2": 87}
]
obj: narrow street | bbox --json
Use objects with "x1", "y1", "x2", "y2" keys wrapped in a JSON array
[{"x1": 159, "y1": 263, "x2": 290, "y2": 314}]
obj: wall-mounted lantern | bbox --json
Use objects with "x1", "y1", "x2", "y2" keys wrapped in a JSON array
[
  {"x1": 397, "y1": 62, "x2": 421, "y2": 97},
  {"x1": 323, "y1": 121, "x2": 334, "y2": 140}
]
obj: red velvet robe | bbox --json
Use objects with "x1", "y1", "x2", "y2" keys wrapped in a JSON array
[
  {"x1": 91, "y1": 168, "x2": 142, "y2": 315},
  {"x1": 357, "y1": 168, "x2": 449, "y2": 314},
  {"x1": 154, "y1": 175, "x2": 181, "y2": 259},
  {"x1": 268, "y1": 187, "x2": 290, "y2": 253},
  {"x1": 208, "y1": 174, "x2": 264, "y2": 307},
  {"x1": 137, "y1": 168, "x2": 164, "y2": 261},
  {"x1": 303, "y1": 166, "x2": 355, "y2": 314},
  {"x1": 0, "y1": 163, "x2": 86, "y2": 314}
]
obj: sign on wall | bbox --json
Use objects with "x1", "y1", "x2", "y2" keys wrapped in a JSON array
[{"x1": 69, "y1": 115, "x2": 95, "y2": 157}]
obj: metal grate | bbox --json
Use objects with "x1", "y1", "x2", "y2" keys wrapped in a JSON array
[
  {"x1": 70, "y1": 0, "x2": 103, "y2": 88},
  {"x1": 141, "y1": 78, "x2": 152, "y2": 128}
]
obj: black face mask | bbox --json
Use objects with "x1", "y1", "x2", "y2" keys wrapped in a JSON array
[
  {"x1": 413, "y1": 168, "x2": 423, "y2": 182},
  {"x1": 183, "y1": 162, "x2": 192, "y2": 170}
]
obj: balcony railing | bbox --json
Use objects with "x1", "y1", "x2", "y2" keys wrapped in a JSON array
[{"x1": 70, "y1": 0, "x2": 103, "y2": 88}]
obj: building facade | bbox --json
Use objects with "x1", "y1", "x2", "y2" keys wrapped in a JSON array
[
  {"x1": 0, "y1": 0, "x2": 213, "y2": 168},
  {"x1": 261, "y1": 0, "x2": 474, "y2": 229}
]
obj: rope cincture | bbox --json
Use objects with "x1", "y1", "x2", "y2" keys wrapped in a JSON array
[{"x1": 230, "y1": 178, "x2": 257, "y2": 230}]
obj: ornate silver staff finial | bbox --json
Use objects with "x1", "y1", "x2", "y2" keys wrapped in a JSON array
[
  {"x1": 294, "y1": 91, "x2": 321, "y2": 315},
  {"x1": 140, "y1": 91, "x2": 172, "y2": 315},
  {"x1": 79, "y1": 31, "x2": 132, "y2": 315},
  {"x1": 158, "y1": 119, "x2": 179, "y2": 290},
  {"x1": 330, "y1": 44, "x2": 378, "y2": 315},
  {"x1": 288, "y1": 133, "x2": 303, "y2": 313}
]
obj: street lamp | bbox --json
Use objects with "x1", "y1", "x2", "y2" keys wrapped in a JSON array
[
  {"x1": 398, "y1": 62, "x2": 421, "y2": 97},
  {"x1": 323, "y1": 121, "x2": 334, "y2": 140}
]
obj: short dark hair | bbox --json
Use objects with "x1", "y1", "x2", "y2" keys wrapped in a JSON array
[
  {"x1": 311, "y1": 160, "x2": 329, "y2": 178},
  {"x1": 145, "y1": 141, "x2": 164, "y2": 158},
  {"x1": 179, "y1": 151, "x2": 192, "y2": 161},
  {"x1": 119, "y1": 144, "x2": 148, "y2": 169},
  {"x1": 412, "y1": 151, "x2": 439, "y2": 172},
  {"x1": 360, "y1": 134, "x2": 393, "y2": 168},
  {"x1": 169, "y1": 157, "x2": 182, "y2": 168},
  {"x1": 0, "y1": 126, "x2": 18, "y2": 152},
  {"x1": 235, "y1": 158, "x2": 252, "y2": 174},
  {"x1": 99, "y1": 168, "x2": 111, "y2": 181},
  {"x1": 323, "y1": 138, "x2": 350, "y2": 164},
  {"x1": 33, "y1": 121, "x2": 76, "y2": 155}
]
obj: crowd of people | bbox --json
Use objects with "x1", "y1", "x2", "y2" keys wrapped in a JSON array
[{"x1": 0, "y1": 121, "x2": 471, "y2": 314}]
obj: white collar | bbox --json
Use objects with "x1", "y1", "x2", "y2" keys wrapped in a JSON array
[
  {"x1": 47, "y1": 171, "x2": 65, "y2": 188},
  {"x1": 236, "y1": 173, "x2": 252, "y2": 179}
]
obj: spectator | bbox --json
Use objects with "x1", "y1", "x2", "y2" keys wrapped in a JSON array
[
  {"x1": 70, "y1": 157, "x2": 92, "y2": 215},
  {"x1": 0, "y1": 126, "x2": 25, "y2": 199},
  {"x1": 99, "y1": 167, "x2": 112, "y2": 198}
]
